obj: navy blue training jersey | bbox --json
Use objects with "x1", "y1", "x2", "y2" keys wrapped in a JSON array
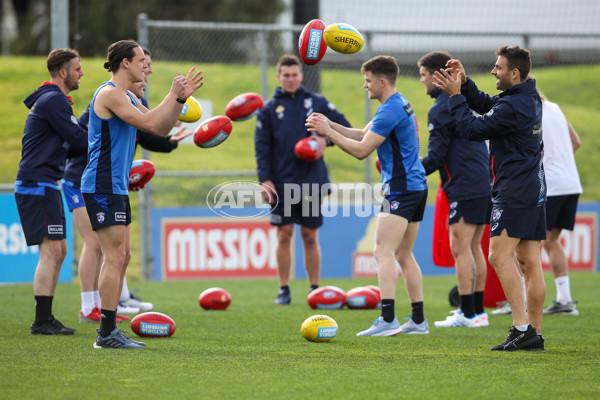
[{"x1": 372, "y1": 92, "x2": 427, "y2": 196}]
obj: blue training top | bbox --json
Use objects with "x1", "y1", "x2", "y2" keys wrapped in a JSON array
[
  {"x1": 81, "y1": 82, "x2": 138, "y2": 195},
  {"x1": 372, "y1": 92, "x2": 427, "y2": 196}
]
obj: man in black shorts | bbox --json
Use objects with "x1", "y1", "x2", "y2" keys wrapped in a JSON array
[
  {"x1": 16, "y1": 48, "x2": 88, "y2": 335},
  {"x1": 433, "y1": 46, "x2": 546, "y2": 351}
]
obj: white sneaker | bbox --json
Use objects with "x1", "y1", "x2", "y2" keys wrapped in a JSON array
[
  {"x1": 121, "y1": 294, "x2": 154, "y2": 312},
  {"x1": 475, "y1": 311, "x2": 489, "y2": 326},
  {"x1": 491, "y1": 302, "x2": 512, "y2": 315},
  {"x1": 434, "y1": 310, "x2": 480, "y2": 328},
  {"x1": 356, "y1": 317, "x2": 402, "y2": 337},
  {"x1": 117, "y1": 303, "x2": 140, "y2": 314}
]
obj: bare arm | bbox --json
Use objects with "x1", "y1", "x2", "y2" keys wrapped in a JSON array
[
  {"x1": 329, "y1": 120, "x2": 372, "y2": 141},
  {"x1": 568, "y1": 122, "x2": 581, "y2": 152}
]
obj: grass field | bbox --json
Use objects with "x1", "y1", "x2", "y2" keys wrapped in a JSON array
[{"x1": 1, "y1": 272, "x2": 599, "y2": 400}]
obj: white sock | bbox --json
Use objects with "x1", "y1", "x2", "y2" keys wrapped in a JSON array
[
  {"x1": 81, "y1": 291, "x2": 96, "y2": 315},
  {"x1": 521, "y1": 277, "x2": 527, "y2": 308},
  {"x1": 515, "y1": 324, "x2": 529, "y2": 332},
  {"x1": 93, "y1": 290, "x2": 101, "y2": 309},
  {"x1": 555, "y1": 276, "x2": 572, "y2": 305},
  {"x1": 120, "y1": 277, "x2": 130, "y2": 301}
]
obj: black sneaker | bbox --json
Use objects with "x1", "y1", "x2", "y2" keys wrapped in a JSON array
[
  {"x1": 273, "y1": 289, "x2": 291, "y2": 305},
  {"x1": 523, "y1": 334, "x2": 545, "y2": 351},
  {"x1": 93, "y1": 328, "x2": 146, "y2": 349},
  {"x1": 30, "y1": 316, "x2": 76, "y2": 335},
  {"x1": 491, "y1": 325, "x2": 540, "y2": 351}
]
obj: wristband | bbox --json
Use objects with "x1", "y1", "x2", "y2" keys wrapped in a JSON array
[{"x1": 176, "y1": 97, "x2": 186, "y2": 104}]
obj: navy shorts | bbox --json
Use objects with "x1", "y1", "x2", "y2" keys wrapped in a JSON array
[
  {"x1": 380, "y1": 189, "x2": 428, "y2": 222},
  {"x1": 61, "y1": 180, "x2": 85, "y2": 212},
  {"x1": 448, "y1": 196, "x2": 492, "y2": 225},
  {"x1": 15, "y1": 181, "x2": 66, "y2": 246},
  {"x1": 489, "y1": 205, "x2": 546, "y2": 240},
  {"x1": 82, "y1": 193, "x2": 131, "y2": 231},
  {"x1": 269, "y1": 191, "x2": 323, "y2": 229},
  {"x1": 545, "y1": 194, "x2": 579, "y2": 231}
]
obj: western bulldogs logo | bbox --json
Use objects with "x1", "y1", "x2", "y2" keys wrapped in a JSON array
[
  {"x1": 492, "y1": 207, "x2": 503, "y2": 222},
  {"x1": 71, "y1": 195, "x2": 80, "y2": 204},
  {"x1": 390, "y1": 201, "x2": 399, "y2": 211},
  {"x1": 96, "y1": 212, "x2": 105, "y2": 223}
]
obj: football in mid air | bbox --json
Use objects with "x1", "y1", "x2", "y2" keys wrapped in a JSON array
[
  {"x1": 225, "y1": 93, "x2": 263, "y2": 121},
  {"x1": 301, "y1": 314, "x2": 338, "y2": 342},
  {"x1": 128, "y1": 159, "x2": 155, "y2": 190},
  {"x1": 298, "y1": 19, "x2": 327, "y2": 65},
  {"x1": 307, "y1": 286, "x2": 346, "y2": 309},
  {"x1": 179, "y1": 96, "x2": 203, "y2": 123},
  {"x1": 130, "y1": 312, "x2": 176, "y2": 338},
  {"x1": 193, "y1": 116, "x2": 233, "y2": 148},
  {"x1": 199, "y1": 287, "x2": 231, "y2": 310},
  {"x1": 323, "y1": 23, "x2": 364, "y2": 54},
  {"x1": 294, "y1": 135, "x2": 326, "y2": 162},
  {"x1": 345, "y1": 286, "x2": 380, "y2": 309}
]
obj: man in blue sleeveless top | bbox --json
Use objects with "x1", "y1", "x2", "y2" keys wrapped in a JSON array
[
  {"x1": 81, "y1": 40, "x2": 203, "y2": 349},
  {"x1": 16, "y1": 48, "x2": 87, "y2": 335},
  {"x1": 433, "y1": 46, "x2": 546, "y2": 351},
  {"x1": 306, "y1": 56, "x2": 429, "y2": 336}
]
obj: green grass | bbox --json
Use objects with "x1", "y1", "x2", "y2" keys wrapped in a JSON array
[{"x1": 1, "y1": 272, "x2": 599, "y2": 399}]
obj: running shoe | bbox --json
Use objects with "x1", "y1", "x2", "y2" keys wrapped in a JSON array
[
  {"x1": 491, "y1": 325, "x2": 540, "y2": 351},
  {"x1": 356, "y1": 316, "x2": 402, "y2": 336},
  {"x1": 120, "y1": 293, "x2": 154, "y2": 312},
  {"x1": 30, "y1": 316, "x2": 76, "y2": 335},
  {"x1": 398, "y1": 317, "x2": 429, "y2": 334},
  {"x1": 434, "y1": 310, "x2": 479, "y2": 328},
  {"x1": 273, "y1": 289, "x2": 291, "y2": 305},
  {"x1": 93, "y1": 328, "x2": 146, "y2": 349},
  {"x1": 543, "y1": 300, "x2": 579, "y2": 316},
  {"x1": 491, "y1": 302, "x2": 512, "y2": 315}
]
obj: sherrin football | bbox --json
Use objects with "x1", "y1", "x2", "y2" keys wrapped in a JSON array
[
  {"x1": 130, "y1": 312, "x2": 176, "y2": 338},
  {"x1": 307, "y1": 286, "x2": 346, "y2": 309},
  {"x1": 375, "y1": 157, "x2": 381, "y2": 174},
  {"x1": 346, "y1": 286, "x2": 380, "y2": 309},
  {"x1": 298, "y1": 19, "x2": 327, "y2": 65},
  {"x1": 179, "y1": 96, "x2": 203, "y2": 123},
  {"x1": 193, "y1": 116, "x2": 233, "y2": 148},
  {"x1": 294, "y1": 135, "x2": 326, "y2": 162},
  {"x1": 199, "y1": 287, "x2": 231, "y2": 310},
  {"x1": 301, "y1": 314, "x2": 338, "y2": 342},
  {"x1": 366, "y1": 285, "x2": 382, "y2": 303},
  {"x1": 128, "y1": 159, "x2": 155, "y2": 190},
  {"x1": 225, "y1": 92, "x2": 263, "y2": 121},
  {"x1": 323, "y1": 23, "x2": 364, "y2": 54}
]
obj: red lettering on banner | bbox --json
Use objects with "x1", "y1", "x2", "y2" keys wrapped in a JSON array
[
  {"x1": 353, "y1": 252, "x2": 402, "y2": 278},
  {"x1": 162, "y1": 218, "x2": 278, "y2": 279},
  {"x1": 541, "y1": 213, "x2": 597, "y2": 271}
]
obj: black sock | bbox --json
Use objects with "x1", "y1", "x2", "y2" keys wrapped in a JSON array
[
  {"x1": 460, "y1": 294, "x2": 475, "y2": 318},
  {"x1": 474, "y1": 291, "x2": 485, "y2": 314},
  {"x1": 411, "y1": 301, "x2": 424, "y2": 324},
  {"x1": 279, "y1": 286, "x2": 290, "y2": 294},
  {"x1": 381, "y1": 299, "x2": 395, "y2": 322},
  {"x1": 34, "y1": 296, "x2": 52, "y2": 325},
  {"x1": 100, "y1": 309, "x2": 117, "y2": 338},
  {"x1": 309, "y1": 284, "x2": 319, "y2": 292}
]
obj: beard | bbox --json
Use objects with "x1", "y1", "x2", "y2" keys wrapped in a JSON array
[{"x1": 65, "y1": 73, "x2": 80, "y2": 91}]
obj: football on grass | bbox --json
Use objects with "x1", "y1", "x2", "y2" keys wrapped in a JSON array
[
  {"x1": 225, "y1": 93, "x2": 263, "y2": 121},
  {"x1": 193, "y1": 116, "x2": 233, "y2": 148},
  {"x1": 130, "y1": 312, "x2": 176, "y2": 338},
  {"x1": 298, "y1": 19, "x2": 327, "y2": 65},
  {"x1": 323, "y1": 23, "x2": 364, "y2": 54},
  {"x1": 128, "y1": 159, "x2": 155, "y2": 190},
  {"x1": 301, "y1": 314, "x2": 338, "y2": 342},
  {"x1": 307, "y1": 286, "x2": 346, "y2": 309},
  {"x1": 346, "y1": 286, "x2": 380, "y2": 309},
  {"x1": 199, "y1": 287, "x2": 231, "y2": 310}
]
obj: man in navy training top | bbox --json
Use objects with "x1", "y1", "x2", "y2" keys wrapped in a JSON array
[
  {"x1": 418, "y1": 51, "x2": 491, "y2": 329},
  {"x1": 81, "y1": 40, "x2": 203, "y2": 349},
  {"x1": 16, "y1": 48, "x2": 88, "y2": 335},
  {"x1": 306, "y1": 55, "x2": 429, "y2": 336},
  {"x1": 433, "y1": 45, "x2": 546, "y2": 351},
  {"x1": 254, "y1": 54, "x2": 350, "y2": 305}
]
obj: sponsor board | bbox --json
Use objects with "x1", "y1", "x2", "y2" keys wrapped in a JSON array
[{"x1": 541, "y1": 212, "x2": 596, "y2": 271}]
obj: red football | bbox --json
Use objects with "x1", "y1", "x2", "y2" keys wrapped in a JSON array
[
  {"x1": 193, "y1": 116, "x2": 233, "y2": 148},
  {"x1": 366, "y1": 285, "x2": 382, "y2": 303},
  {"x1": 346, "y1": 286, "x2": 380, "y2": 309},
  {"x1": 307, "y1": 286, "x2": 346, "y2": 309},
  {"x1": 130, "y1": 312, "x2": 176, "y2": 338},
  {"x1": 225, "y1": 92, "x2": 263, "y2": 121},
  {"x1": 375, "y1": 157, "x2": 381, "y2": 174},
  {"x1": 199, "y1": 287, "x2": 231, "y2": 310},
  {"x1": 128, "y1": 159, "x2": 156, "y2": 190},
  {"x1": 294, "y1": 136, "x2": 326, "y2": 162},
  {"x1": 298, "y1": 19, "x2": 327, "y2": 65}
]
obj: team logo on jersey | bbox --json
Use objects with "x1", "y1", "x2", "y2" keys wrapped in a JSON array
[
  {"x1": 304, "y1": 98, "x2": 313, "y2": 109},
  {"x1": 428, "y1": 123, "x2": 434, "y2": 131},
  {"x1": 270, "y1": 213, "x2": 283, "y2": 224},
  {"x1": 71, "y1": 195, "x2": 80, "y2": 204},
  {"x1": 492, "y1": 207, "x2": 503, "y2": 222},
  {"x1": 450, "y1": 202, "x2": 457, "y2": 209},
  {"x1": 390, "y1": 201, "x2": 399, "y2": 211},
  {"x1": 275, "y1": 105, "x2": 285, "y2": 119},
  {"x1": 256, "y1": 120, "x2": 263, "y2": 129},
  {"x1": 486, "y1": 109, "x2": 495, "y2": 117},
  {"x1": 70, "y1": 115, "x2": 78, "y2": 125},
  {"x1": 96, "y1": 212, "x2": 105, "y2": 223},
  {"x1": 327, "y1": 102, "x2": 336, "y2": 110}
]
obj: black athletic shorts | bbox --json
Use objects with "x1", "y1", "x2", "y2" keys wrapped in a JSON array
[
  {"x1": 15, "y1": 181, "x2": 66, "y2": 245},
  {"x1": 82, "y1": 193, "x2": 131, "y2": 231},
  {"x1": 380, "y1": 189, "x2": 428, "y2": 222},
  {"x1": 545, "y1": 194, "x2": 579, "y2": 231},
  {"x1": 489, "y1": 205, "x2": 546, "y2": 240},
  {"x1": 448, "y1": 196, "x2": 492, "y2": 225}
]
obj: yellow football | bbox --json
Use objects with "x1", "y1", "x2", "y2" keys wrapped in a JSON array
[
  {"x1": 179, "y1": 96, "x2": 203, "y2": 123},
  {"x1": 323, "y1": 23, "x2": 364, "y2": 54},
  {"x1": 301, "y1": 314, "x2": 338, "y2": 342}
]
